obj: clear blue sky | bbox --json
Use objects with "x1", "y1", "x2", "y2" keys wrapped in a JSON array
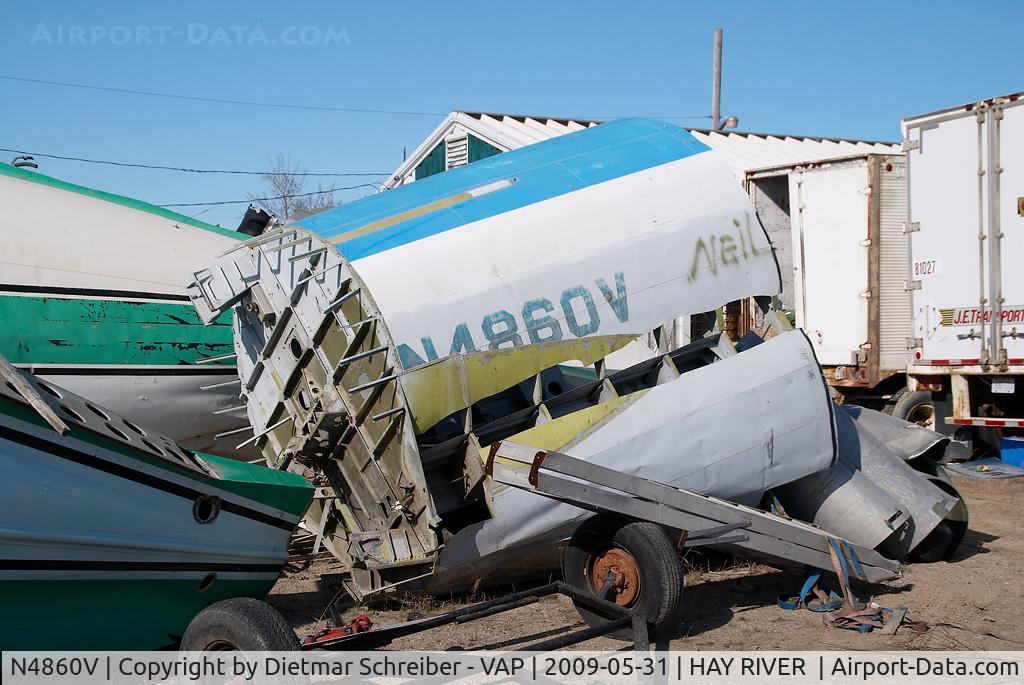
[{"x1": 2, "y1": 1, "x2": 1021, "y2": 227}]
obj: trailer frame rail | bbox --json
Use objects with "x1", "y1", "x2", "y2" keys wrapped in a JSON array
[{"x1": 484, "y1": 441, "x2": 901, "y2": 585}]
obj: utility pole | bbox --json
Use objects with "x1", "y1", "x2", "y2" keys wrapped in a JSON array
[{"x1": 711, "y1": 28, "x2": 722, "y2": 131}]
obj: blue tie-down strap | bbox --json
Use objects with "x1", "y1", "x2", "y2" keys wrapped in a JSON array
[
  {"x1": 776, "y1": 572, "x2": 820, "y2": 610},
  {"x1": 838, "y1": 538, "x2": 866, "y2": 581},
  {"x1": 830, "y1": 605, "x2": 929, "y2": 635},
  {"x1": 777, "y1": 571, "x2": 843, "y2": 612},
  {"x1": 826, "y1": 537, "x2": 854, "y2": 604},
  {"x1": 782, "y1": 541, "x2": 927, "y2": 636},
  {"x1": 824, "y1": 603, "x2": 893, "y2": 633}
]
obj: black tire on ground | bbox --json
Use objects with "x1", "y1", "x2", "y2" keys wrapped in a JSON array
[
  {"x1": 910, "y1": 472, "x2": 969, "y2": 562},
  {"x1": 563, "y1": 516, "x2": 683, "y2": 640},
  {"x1": 909, "y1": 520, "x2": 960, "y2": 563},
  {"x1": 892, "y1": 390, "x2": 937, "y2": 430},
  {"x1": 180, "y1": 598, "x2": 299, "y2": 651}
]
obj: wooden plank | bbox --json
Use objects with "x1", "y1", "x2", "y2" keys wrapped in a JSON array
[{"x1": 0, "y1": 354, "x2": 69, "y2": 435}]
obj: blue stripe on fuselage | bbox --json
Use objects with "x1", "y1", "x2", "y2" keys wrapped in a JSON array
[{"x1": 295, "y1": 118, "x2": 711, "y2": 261}]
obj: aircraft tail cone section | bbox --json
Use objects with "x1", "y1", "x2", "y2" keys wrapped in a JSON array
[
  {"x1": 774, "y1": 405, "x2": 967, "y2": 562},
  {"x1": 774, "y1": 461, "x2": 912, "y2": 553}
]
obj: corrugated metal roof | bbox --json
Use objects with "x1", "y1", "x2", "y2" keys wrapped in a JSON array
[
  {"x1": 464, "y1": 112, "x2": 600, "y2": 146},
  {"x1": 384, "y1": 111, "x2": 900, "y2": 189},
  {"x1": 690, "y1": 129, "x2": 899, "y2": 177}
]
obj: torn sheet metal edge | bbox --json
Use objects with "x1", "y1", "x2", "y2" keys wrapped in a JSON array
[{"x1": 842, "y1": 404, "x2": 950, "y2": 463}]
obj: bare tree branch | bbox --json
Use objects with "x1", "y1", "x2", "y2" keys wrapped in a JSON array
[{"x1": 248, "y1": 153, "x2": 338, "y2": 222}]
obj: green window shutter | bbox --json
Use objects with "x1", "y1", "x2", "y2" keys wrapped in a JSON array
[
  {"x1": 468, "y1": 135, "x2": 502, "y2": 163},
  {"x1": 414, "y1": 141, "x2": 446, "y2": 180}
]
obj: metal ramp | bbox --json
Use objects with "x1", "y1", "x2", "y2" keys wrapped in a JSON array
[{"x1": 485, "y1": 440, "x2": 899, "y2": 584}]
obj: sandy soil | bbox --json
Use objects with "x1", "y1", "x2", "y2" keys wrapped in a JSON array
[{"x1": 267, "y1": 475, "x2": 1024, "y2": 651}]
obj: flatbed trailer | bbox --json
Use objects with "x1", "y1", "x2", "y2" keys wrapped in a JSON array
[
  {"x1": 301, "y1": 430, "x2": 901, "y2": 650},
  {"x1": 485, "y1": 440, "x2": 897, "y2": 584}
]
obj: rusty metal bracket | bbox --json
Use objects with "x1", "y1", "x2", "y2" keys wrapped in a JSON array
[
  {"x1": 484, "y1": 441, "x2": 501, "y2": 477},
  {"x1": 675, "y1": 521, "x2": 751, "y2": 549},
  {"x1": 529, "y1": 450, "x2": 548, "y2": 486}
]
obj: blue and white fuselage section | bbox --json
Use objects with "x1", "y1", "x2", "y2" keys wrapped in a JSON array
[{"x1": 297, "y1": 119, "x2": 782, "y2": 369}]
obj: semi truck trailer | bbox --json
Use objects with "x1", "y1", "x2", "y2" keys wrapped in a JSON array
[
  {"x1": 735, "y1": 92, "x2": 1023, "y2": 454},
  {"x1": 902, "y1": 92, "x2": 1024, "y2": 448}
]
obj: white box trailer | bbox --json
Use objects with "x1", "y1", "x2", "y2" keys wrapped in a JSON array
[
  {"x1": 744, "y1": 154, "x2": 912, "y2": 399},
  {"x1": 903, "y1": 92, "x2": 1024, "y2": 438}
]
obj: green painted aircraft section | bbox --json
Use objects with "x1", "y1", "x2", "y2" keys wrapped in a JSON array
[
  {"x1": 0, "y1": 295, "x2": 234, "y2": 367},
  {"x1": 0, "y1": 578, "x2": 276, "y2": 650}
]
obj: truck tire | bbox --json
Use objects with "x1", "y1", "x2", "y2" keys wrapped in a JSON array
[
  {"x1": 892, "y1": 390, "x2": 937, "y2": 430},
  {"x1": 180, "y1": 598, "x2": 299, "y2": 651},
  {"x1": 563, "y1": 516, "x2": 683, "y2": 640}
]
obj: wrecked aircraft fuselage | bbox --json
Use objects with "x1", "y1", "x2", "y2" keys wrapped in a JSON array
[
  {"x1": 297, "y1": 118, "x2": 783, "y2": 372},
  {"x1": 189, "y1": 226, "x2": 904, "y2": 599},
  {"x1": 188, "y1": 120, "x2": 962, "y2": 603}
]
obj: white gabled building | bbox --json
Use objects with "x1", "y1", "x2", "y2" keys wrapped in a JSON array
[{"x1": 383, "y1": 110, "x2": 899, "y2": 189}]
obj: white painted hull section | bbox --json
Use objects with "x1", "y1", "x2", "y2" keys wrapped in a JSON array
[
  {"x1": 0, "y1": 170, "x2": 248, "y2": 457},
  {"x1": 0, "y1": 172, "x2": 237, "y2": 294}
]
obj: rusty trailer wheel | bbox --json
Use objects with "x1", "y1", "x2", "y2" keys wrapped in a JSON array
[
  {"x1": 589, "y1": 547, "x2": 642, "y2": 606},
  {"x1": 564, "y1": 516, "x2": 683, "y2": 640}
]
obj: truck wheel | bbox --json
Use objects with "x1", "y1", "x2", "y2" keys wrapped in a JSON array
[
  {"x1": 180, "y1": 598, "x2": 299, "y2": 651},
  {"x1": 892, "y1": 390, "x2": 936, "y2": 430},
  {"x1": 563, "y1": 516, "x2": 683, "y2": 640}
]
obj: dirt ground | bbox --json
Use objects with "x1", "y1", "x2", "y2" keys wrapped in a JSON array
[{"x1": 267, "y1": 475, "x2": 1024, "y2": 651}]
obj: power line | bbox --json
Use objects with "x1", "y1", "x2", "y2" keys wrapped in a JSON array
[
  {"x1": 0, "y1": 74, "x2": 446, "y2": 117},
  {"x1": 0, "y1": 74, "x2": 712, "y2": 121},
  {"x1": 159, "y1": 184, "x2": 379, "y2": 208},
  {"x1": 591, "y1": 114, "x2": 711, "y2": 121},
  {"x1": 0, "y1": 146, "x2": 390, "y2": 177}
]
